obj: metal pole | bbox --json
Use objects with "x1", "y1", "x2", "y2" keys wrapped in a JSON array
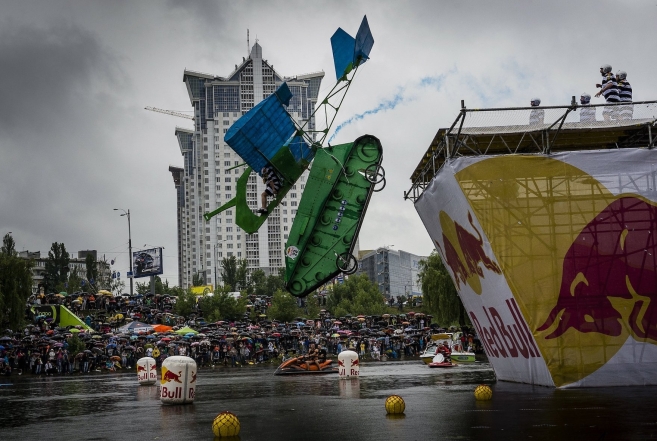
[
  {"x1": 150, "y1": 274, "x2": 155, "y2": 296},
  {"x1": 214, "y1": 244, "x2": 217, "y2": 290},
  {"x1": 128, "y1": 210, "x2": 133, "y2": 296}
]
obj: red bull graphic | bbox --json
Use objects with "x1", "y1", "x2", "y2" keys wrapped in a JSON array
[
  {"x1": 436, "y1": 211, "x2": 501, "y2": 295},
  {"x1": 137, "y1": 357, "x2": 157, "y2": 385},
  {"x1": 161, "y1": 367, "x2": 183, "y2": 384},
  {"x1": 469, "y1": 298, "x2": 540, "y2": 359},
  {"x1": 338, "y1": 350, "x2": 360, "y2": 377},
  {"x1": 538, "y1": 196, "x2": 657, "y2": 341},
  {"x1": 160, "y1": 356, "x2": 197, "y2": 404}
]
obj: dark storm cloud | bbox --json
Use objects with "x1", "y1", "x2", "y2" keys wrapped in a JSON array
[{"x1": 0, "y1": 19, "x2": 126, "y2": 251}]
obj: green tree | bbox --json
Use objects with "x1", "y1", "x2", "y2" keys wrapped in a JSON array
[
  {"x1": 267, "y1": 289, "x2": 299, "y2": 322},
  {"x1": 192, "y1": 271, "x2": 205, "y2": 287},
  {"x1": 44, "y1": 242, "x2": 70, "y2": 293},
  {"x1": 197, "y1": 286, "x2": 247, "y2": 321},
  {"x1": 174, "y1": 289, "x2": 197, "y2": 317},
  {"x1": 266, "y1": 269, "x2": 285, "y2": 295},
  {"x1": 304, "y1": 293, "x2": 321, "y2": 318},
  {"x1": 327, "y1": 274, "x2": 387, "y2": 317},
  {"x1": 250, "y1": 269, "x2": 267, "y2": 296},
  {"x1": 0, "y1": 233, "x2": 33, "y2": 330},
  {"x1": 85, "y1": 254, "x2": 98, "y2": 287},
  {"x1": 135, "y1": 275, "x2": 171, "y2": 295},
  {"x1": 66, "y1": 265, "x2": 83, "y2": 294},
  {"x1": 66, "y1": 335, "x2": 86, "y2": 357},
  {"x1": 417, "y1": 252, "x2": 467, "y2": 326},
  {"x1": 220, "y1": 256, "x2": 248, "y2": 291}
]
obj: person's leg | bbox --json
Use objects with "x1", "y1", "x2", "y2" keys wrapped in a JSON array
[{"x1": 261, "y1": 192, "x2": 268, "y2": 210}]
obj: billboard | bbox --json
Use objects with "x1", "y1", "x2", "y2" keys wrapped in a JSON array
[
  {"x1": 190, "y1": 285, "x2": 213, "y2": 296},
  {"x1": 415, "y1": 149, "x2": 657, "y2": 388},
  {"x1": 132, "y1": 247, "x2": 163, "y2": 278}
]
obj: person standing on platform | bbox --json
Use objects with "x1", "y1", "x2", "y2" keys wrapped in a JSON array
[
  {"x1": 529, "y1": 98, "x2": 544, "y2": 125},
  {"x1": 579, "y1": 93, "x2": 596, "y2": 123},
  {"x1": 616, "y1": 71, "x2": 633, "y2": 120},
  {"x1": 595, "y1": 64, "x2": 620, "y2": 121}
]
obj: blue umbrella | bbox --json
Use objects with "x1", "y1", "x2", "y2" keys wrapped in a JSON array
[
  {"x1": 0, "y1": 345, "x2": 5, "y2": 351},
  {"x1": 106, "y1": 344, "x2": 117, "y2": 349}
]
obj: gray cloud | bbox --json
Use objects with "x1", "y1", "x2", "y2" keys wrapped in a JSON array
[{"x1": 1, "y1": 0, "x2": 656, "y2": 284}]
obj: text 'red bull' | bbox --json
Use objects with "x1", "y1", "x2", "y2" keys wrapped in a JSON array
[
  {"x1": 538, "y1": 197, "x2": 657, "y2": 340},
  {"x1": 469, "y1": 298, "x2": 540, "y2": 359},
  {"x1": 436, "y1": 211, "x2": 501, "y2": 292}
]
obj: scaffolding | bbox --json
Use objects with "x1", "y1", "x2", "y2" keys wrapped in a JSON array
[{"x1": 405, "y1": 100, "x2": 657, "y2": 202}]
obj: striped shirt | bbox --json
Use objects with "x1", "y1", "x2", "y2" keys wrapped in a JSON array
[
  {"x1": 601, "y1": 73, "x2": 620, "y2": 102},
  {"x1": 618, "y1": 80, "x2": 632, "y2": 102},
  {"x1": 529, "y1": 108, "x2": 544, "y2": 125},
  {"x1": 262, "y1": 166, "x2": 281, "y2": 189},
  {"x1": 580, "y1": 105, "x2": 596, "y2": 123}
]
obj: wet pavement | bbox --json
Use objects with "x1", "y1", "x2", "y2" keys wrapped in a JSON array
[{"x1": 1, "y1": 360, "x2": 657, "y2": 440}]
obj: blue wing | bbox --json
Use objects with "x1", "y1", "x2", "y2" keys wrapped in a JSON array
[
  {"x1": 224, "y1": 82, "x2": 311, "y2": 173},
  {"x1": 330, "y1": 15, "x2": 374, "y2": 80},
  {"x1": 354, "y1": 16, "x2": 374, "y2": 63}
]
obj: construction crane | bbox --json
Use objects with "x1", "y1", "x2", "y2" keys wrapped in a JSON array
[{"x1": 144, "y1": 106, "x2": 194, "y2": 121}]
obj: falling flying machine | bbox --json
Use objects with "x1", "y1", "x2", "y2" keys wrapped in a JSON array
[{"x1": 203, "y1": 16, "x2": 376, "y2": 234}]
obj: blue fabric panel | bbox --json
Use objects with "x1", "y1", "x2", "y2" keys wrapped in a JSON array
[
  {"x1": 354, "y1": 15, "x2": 374, "y2": 64},
  {"x1": 330, "y1": 28, "x2": 355, "y2": 80},
  {"x1": 224, "y1": 83, "x2": 296, "y2": 172},
  {"x1": 286, "y1": 134, "x2": 314, "y2": 164}
]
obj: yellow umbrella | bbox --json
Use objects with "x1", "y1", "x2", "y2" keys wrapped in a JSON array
[{"x1": 97, "y1": 290, "x2": 113, "y2": 296}]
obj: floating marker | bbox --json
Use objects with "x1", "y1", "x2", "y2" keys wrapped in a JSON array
[
  {"x1": 160, "y1": 356, "x2": 197, "y2": 405},
  {"x1": 137, "y1": 356, "x2": 157, "y2": 385}
]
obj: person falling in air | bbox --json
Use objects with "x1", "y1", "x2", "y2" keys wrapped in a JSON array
[{"x1": 257, "y1": 165, "x2": 282, "y2": 216}]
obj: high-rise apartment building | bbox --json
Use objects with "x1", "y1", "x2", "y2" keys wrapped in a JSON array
[
  {"x1": 358, "y1": 247, "x2": 426, "y2": 299},
  {"x1": 171, "y1": 43, "x2": 324, "y2": 288}
]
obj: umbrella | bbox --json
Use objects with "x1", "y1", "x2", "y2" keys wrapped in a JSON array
[{"x1": 176, "y1": 327, "x2": 198, "y2": 336}]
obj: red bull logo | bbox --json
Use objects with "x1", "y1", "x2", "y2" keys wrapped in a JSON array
[
  {"x1": 137, "y1": 365, "x2": 146, "y2": 372},
  {"x1": 436, "y1": 211, "x2": 501, "y2": 295},
  {"x1": 469, "y1": 298, "x2": 540, "y2": 359},
  {"x1": 190, "y1": 372, "x2": 197, "y2": 384},
  {"x1": 161, "y1": 366, "x2": 183, "y2": 384},
  {"x1": 538, "y1": 197, "x2": 657, "y2": 342}
]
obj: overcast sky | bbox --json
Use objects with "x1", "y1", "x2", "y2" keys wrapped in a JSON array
[{"x1": 1, "y1": 0, "x2": 656, "y2": 285}]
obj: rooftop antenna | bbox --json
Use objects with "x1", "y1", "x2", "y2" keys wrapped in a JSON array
[{"x1": 247, "y1": 29, "x2": 250, "y2": 55}]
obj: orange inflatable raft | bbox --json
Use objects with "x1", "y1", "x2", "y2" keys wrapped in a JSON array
[{"x1": 274, "y1": 356, "x2": 337, "y2": 375}]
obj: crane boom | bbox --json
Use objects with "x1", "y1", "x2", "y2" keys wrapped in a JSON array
[{"x1": 145, "y1": 106, "x2": 194, "y2": 120}]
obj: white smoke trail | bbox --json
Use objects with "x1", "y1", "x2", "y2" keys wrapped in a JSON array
[{"x1": 328, "y1": 75, "x2": 445, "y2": 144}]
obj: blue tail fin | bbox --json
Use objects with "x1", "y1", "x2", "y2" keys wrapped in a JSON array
[{"x1": 330, "y1": 15, "x2": 374, "y2": 80}]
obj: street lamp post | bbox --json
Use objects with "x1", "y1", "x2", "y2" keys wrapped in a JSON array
[{"x1": 114, "y1": 208, "x2": 133, "y2": 296}]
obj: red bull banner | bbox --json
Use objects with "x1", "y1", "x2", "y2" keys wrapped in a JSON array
[{"x1": 415, "y1": 149, "x2": 657, "y2": 388}]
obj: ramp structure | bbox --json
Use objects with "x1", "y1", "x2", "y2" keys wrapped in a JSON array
[
  {"x1": 32, "y1": 305, "x2": 92, "y2": 331},
  {"x1": 406, "y1": 100, "x2": 657, "y2": 387}
]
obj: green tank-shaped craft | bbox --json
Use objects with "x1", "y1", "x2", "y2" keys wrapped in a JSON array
[{"x1": 284, "y1": 134, "x2": 384, "y2": 297}]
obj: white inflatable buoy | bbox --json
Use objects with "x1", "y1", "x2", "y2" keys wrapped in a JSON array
[
  {"x1": 432, "y1": 353, "x2": 445, "y2": 363},
  {"x1": 338, "y1": 350, "x2": 360, "y2": 378},
  {"x1": 137, "y1": 356, "x2": 157, "y2": 385},
  {"x1": 160, "y1": 356, "x2": 197, "y2": 404}
]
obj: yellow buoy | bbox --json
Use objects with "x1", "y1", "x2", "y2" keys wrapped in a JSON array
[
  {"x1": 212, "y1": 411, "x2": 241, "y2": 437},
  {"x1": 385, "y1": 395, "x2": 405, "y2": 414},
  {"x1": 474, "y1": 384, "x2": 493, "y2": 401}
]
